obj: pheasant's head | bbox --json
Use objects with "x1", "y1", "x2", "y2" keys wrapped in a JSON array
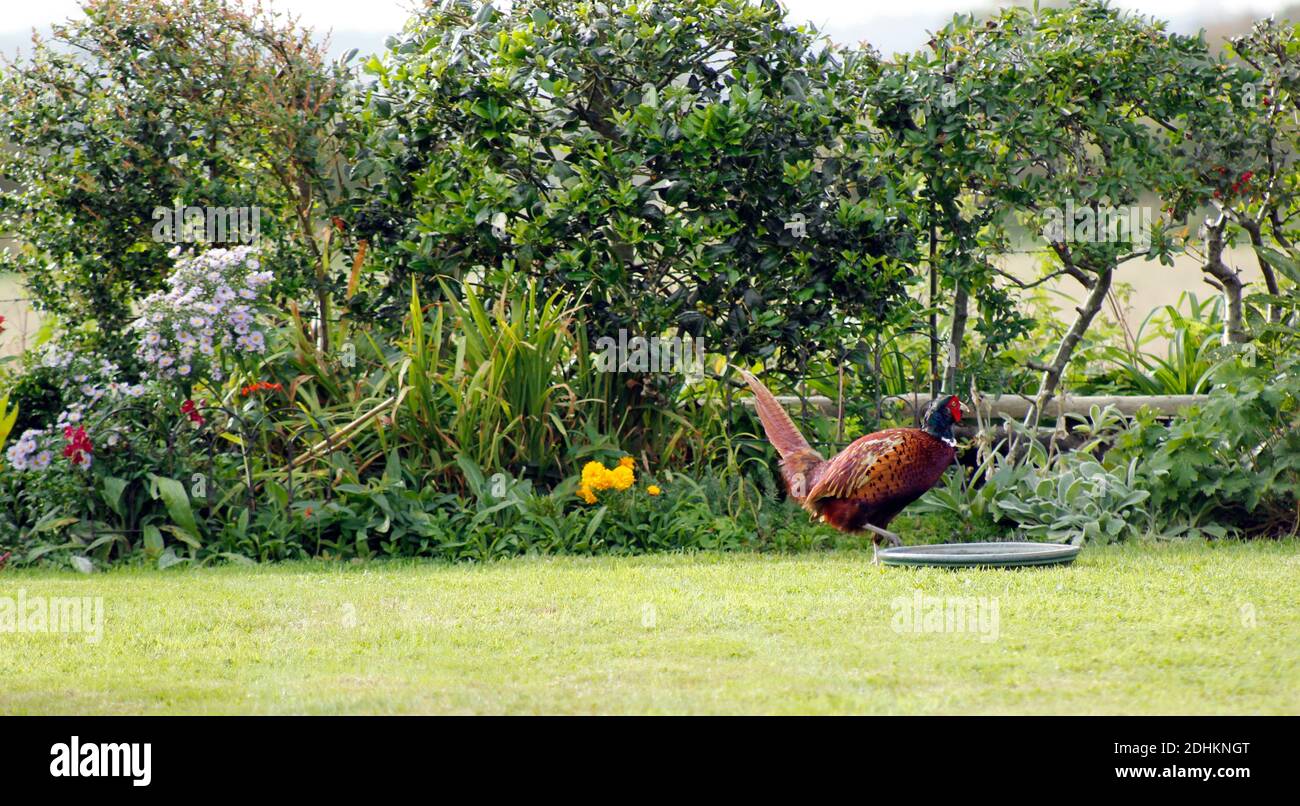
[{"x1": 922, "y1": 394, "x2": 964, "y2": 443}]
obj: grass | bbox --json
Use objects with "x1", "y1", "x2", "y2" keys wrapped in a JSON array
[{"x1": 1, "y1": 539, "x2": 1297, "y2": 714}]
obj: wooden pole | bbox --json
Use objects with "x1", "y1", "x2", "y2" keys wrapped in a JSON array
[{"x1": 742, "y1": 393, "x2": 1207, "y2": 419}]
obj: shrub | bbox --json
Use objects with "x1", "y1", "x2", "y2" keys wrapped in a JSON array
[
  {"x1": 351, "y1": 0, "x2": 919, "y2": 375},
  {"x1": 1116, "y1": 357, "x2": 1300, "y2": 535},
  {"x1": 0, "y1": 0, "x2": 352, "y2": 361}
]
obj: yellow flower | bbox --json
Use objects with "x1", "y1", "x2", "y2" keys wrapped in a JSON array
[
  {"x1": 609, "y1": 464, "x2": 635, "y2": 491},
  {"x1": 578, "y1": 485, "x2": 597, "y2": 504},
  {"x1": 619, "y1": 455, "x2": 636, "y2": 469},
  {"x1": 582, "y1": 460, "x2": 613, "y2": 490},
  {"x1": 647, "y1": 485, "x2": 661, "y2": 496}
]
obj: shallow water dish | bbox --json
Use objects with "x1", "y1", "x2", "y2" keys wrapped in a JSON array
[{"x1": 879, "y1": 542, "x2": 1080, "y2": 568}]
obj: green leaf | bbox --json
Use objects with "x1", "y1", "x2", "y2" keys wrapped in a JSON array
[
  {"x1": 101, "y1": 476, "x2": 128, "y2": 518},
  {"x1": 1257, "y1": 246, "x2": 1300, "y2": 284},
  {"x1": 148, "y1": 474, "x2": 199, "y2": 536},
  {"x1": 160, "y1": 525, "x2": 201, "y2": 550},
  {"x1": 157, "y1": 548, "x2": 187, "y2": 570},
  {"x1": 32, "y1": 516, "x2": 79, "y2": 534},
  {"x1": 142, "y1": 524, "x2": 164, "y2": 557}
]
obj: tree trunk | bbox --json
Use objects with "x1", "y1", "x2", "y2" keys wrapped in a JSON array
[
  {"x1": 1242, "y1": 220, "x2": 1282, "y2": 324},
  {"x1": 1024, "y1": 264, "x2": 1113, "y2": 429},
  {"x1": 943, "y1": 282, "x2": 968, "y2": 394},
  {"x1": 928, "y1": 203, "x2": 940, "y2": 397},
  {"x1": 1202, "y1": 221, "x2": 1249, "y2": 345}
]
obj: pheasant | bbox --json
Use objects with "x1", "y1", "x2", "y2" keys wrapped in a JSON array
[{"x1": 740, "y1": 370, "x2": 965, "y2": 563}]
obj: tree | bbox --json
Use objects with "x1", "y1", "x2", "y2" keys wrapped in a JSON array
[
  {"x1": 872, "y1": 17, "x2": 1036, "y2": 399},
  {"x1": 1193, "y1": 18, "x2": 1300, "y2": 337},
  {"x1": 0, "y1": 0, "x2": 352, "y2": 360},
  {"x1": 950, "y1": 2, "x2": 1217, "y2": 424},
  {"x1": 348, "y1": 0, "x2": 921, "y2": 387}
]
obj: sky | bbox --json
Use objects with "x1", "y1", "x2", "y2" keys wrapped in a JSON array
[{"x1": 0, "y1": 0, "x2": 1290, "y2": 59}]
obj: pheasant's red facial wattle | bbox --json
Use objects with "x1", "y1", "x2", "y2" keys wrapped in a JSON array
[{"x1": 947, "y1": 396, "x2": 963, "y2": 423}]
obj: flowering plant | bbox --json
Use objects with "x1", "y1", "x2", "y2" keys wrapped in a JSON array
[
  {"x1": 180, "y1": 399, "x2": 206, "y2": 425},
  {"x1": 5, "y1": 422, "x2": 100, "y2": 472},
  {"x1": 577, "y1": 456, "x2": 649, "y2": 504},
  {"x1": 34, "y1": 343, "x2": 147, "y2": 430},
  {"x1": 5, "y1": 428, "x2": 57, "y2": 471},
  {"x1": 62, "y1": 426, "x2": 93, "y2": 466},
  {"x1": 241, "y1": 380, "x2": 284, "y2": 397},
  {"x1": 133, "y1": 246, "x2": 273, "y2": 388},
  {"x1": 4, "y1": 344, "x2": 151, "y2": 473}
]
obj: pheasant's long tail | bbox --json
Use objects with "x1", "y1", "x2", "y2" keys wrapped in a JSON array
[{"x1": 738, "y1": 370, "x2": 824, "y2": 500}]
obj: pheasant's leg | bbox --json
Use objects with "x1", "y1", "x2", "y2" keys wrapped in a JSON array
[
  {"x1": 872, "y1": 540, "x2": 880, "y2": 565},
  {"x1": 864, "y1": 523, "x2": 902, "y2": 548}
]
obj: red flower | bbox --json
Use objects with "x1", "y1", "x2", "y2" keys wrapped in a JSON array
[
  {"x1": 241, "y1": 381, "x2": 284, "y2": 397},
  {"x1": 63, "y1": 426, "x2": 93, "y2": 466},
  {"x1": 180, "y1": 399, "x2": 205, "y2": 425},
  {"x1": 0, "y1": 314, "x2": 6, "y2": 335}
]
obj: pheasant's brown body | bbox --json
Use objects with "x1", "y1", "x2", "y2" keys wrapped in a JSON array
[
  {"x1": 798, "y1": 429, "x2": 955, "y2": 532},
  {"x1": 740, "y1": 370, "x2": 958, "y2": 544}
]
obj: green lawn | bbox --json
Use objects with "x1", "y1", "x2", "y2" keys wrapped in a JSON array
[{"x1": 1, "y1": 540, "x2": 1297, "y2": 714}]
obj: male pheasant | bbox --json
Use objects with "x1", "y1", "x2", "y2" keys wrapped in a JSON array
[{"x1": 740, "y1": 370, "x2": 965, "y2": 563}]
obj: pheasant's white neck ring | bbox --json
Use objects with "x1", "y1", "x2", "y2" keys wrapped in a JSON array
[{"x1": 941, "y1": 435, "x2": 957, "y2": 448}]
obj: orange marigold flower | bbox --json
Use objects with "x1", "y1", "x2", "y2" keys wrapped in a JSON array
[
  {"x1": 578, "y1": 485, "x2": 597, "y2": 504},
  {"x1": 647, "y1": 485, "x2": 661, "y2": 496}
]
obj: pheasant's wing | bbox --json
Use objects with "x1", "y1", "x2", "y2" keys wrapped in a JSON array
[{"x1": 804, "y1": 429, "x2": 912, "y2": 506}]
